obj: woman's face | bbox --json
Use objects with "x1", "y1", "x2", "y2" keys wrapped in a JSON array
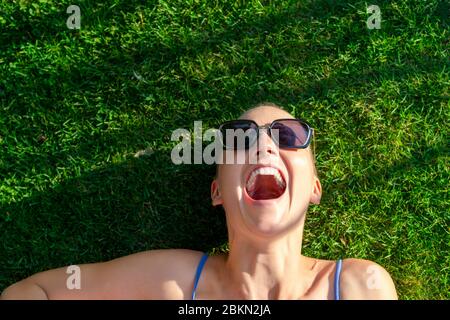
[{"x1": 211, "y1": 106, "x2": 322, "y2": 240}]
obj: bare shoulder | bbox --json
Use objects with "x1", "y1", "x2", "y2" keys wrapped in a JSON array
[{"x1": 339, "y1": 258, "x2": 398, "y2": 300}]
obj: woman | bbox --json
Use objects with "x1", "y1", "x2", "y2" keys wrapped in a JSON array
[{"x1": 1, "y1": 103, "x2": 397, "y2": 300}]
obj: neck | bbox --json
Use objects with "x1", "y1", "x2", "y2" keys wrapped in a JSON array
[{"x1": 223, "y1": 228, "x2": 308, "y2": 299}]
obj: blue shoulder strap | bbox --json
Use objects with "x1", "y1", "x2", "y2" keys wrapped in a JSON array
[
  {"x1": 334, "y1": 259, "x2": 343, "y2": 300},
  {"x1": 191, "y1": 253, "x2": 209, "y2": 300}
]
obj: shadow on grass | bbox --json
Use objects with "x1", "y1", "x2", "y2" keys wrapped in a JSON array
[
  {"x1": 0, "y1": 151, "x2": 227, "y2": 289},
  {"x1": 2, "y1": 0, "x2": 447, "y2": 180}
]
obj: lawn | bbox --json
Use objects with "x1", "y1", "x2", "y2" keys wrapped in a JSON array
[{"x1": 0, "y1": 0, "x2": 448, "y2": 299}]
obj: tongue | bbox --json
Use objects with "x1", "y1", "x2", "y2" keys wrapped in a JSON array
[{"x1": 246, "y1": 175, "x2": 285, "y2": 200}]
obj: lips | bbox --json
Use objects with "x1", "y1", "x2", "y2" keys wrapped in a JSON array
[{"x1": 245, "y1": 166, "x2": 287, "y2": 200}]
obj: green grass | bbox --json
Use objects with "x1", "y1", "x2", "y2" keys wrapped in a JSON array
[{"x1": 0, "y1": 0, "x2": 448, "y2": 299}]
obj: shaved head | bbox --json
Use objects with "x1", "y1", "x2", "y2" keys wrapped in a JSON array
[{"x1": 239, "y1": 102, "x2": 293, "y2": 120}]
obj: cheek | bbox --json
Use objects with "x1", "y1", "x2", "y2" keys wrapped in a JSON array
[
  {"x1": 218, "y1": 168, "x2": 244, "y2": 218},
  {"x1": 219, "y1": 166, "x2": 244, "y2": 196},
  {"x1": 288, "y1": 156, "x2": 314, "y2": 189}
]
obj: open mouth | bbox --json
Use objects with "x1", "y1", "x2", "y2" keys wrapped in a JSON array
[{"x1": 245, "y1": 166, "x2": 287, "y2": 200}]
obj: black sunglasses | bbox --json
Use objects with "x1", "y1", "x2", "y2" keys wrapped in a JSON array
[{"x1": 218, "y1": 118, "x2": 313, "y2": 150}]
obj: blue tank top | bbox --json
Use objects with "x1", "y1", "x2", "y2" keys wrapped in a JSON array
[{"x1": 191, "y1": 253, "x2": 343, "y2": 300}]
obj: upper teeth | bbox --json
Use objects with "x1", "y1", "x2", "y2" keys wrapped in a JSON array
[{"x1": 246, "y1": 167, "x2": 286, "y2": 190}]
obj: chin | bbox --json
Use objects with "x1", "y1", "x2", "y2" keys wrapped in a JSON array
[{"x1": 238, "y1": 195, "x2": 291, "y2": 239}]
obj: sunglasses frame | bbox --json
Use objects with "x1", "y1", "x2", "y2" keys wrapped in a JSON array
[{"x1": 218, "y1": 118, "x2": 314, "y2": 150}]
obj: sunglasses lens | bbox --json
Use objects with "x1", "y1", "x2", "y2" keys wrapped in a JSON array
[
  {"x1": 271, "y1": 120, "x2": 310, "y2": 148},
  {"x1": 220, "y1": 121, "x2": 257, "y2": 149}
]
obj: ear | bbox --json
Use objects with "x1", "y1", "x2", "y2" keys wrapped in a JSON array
[
  {"x1": 310, "y1": 176, "x2": 322, "y2": 205},
  {"x1": 211, "y1": 179, "x2": 223, "y2": 206}
]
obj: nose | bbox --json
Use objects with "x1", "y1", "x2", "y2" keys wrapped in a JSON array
[{"x1": 256, "y1": 128, "x2": 279, "y2": 158}]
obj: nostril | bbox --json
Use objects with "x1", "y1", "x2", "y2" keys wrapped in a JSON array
[
  {"x1": 256, "y1": 147, "x2": 276, "y2": 160},
  {"x1": 257, "y1": 148, "x2": 274, "y2": 156}
]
